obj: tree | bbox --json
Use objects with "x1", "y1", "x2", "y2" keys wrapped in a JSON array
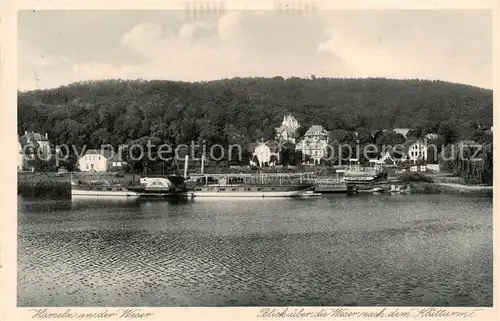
[
  {"x1": 375, "y1": 131, "x2": 406, "y2": 146},
  {"x1": 270, "y1": 154, "x2": 278, "y2": 165},
  {"x1": 279, "y1": 142, "x2": 296, "y2": 166},
  {"x1": 294, "y1": 150, "x2": 304, "y2": 165},
  {"x1": 407, "y1": 127, "x2": 423, "y2": 139},
  {"x1": 17, "y1": 78, "x2": 492, "y2": 174},
  {"x1": 437, "y1": 121, "x2": 460, "y2": 145},
  {"x1": 251, "y1": 154, "x2": 259, "y2": 165},
  {"x1": 356, "y1": 127, "x2": 373, "y2": 145},
  {"x1": 330, "y1": 129, "x2": 356, "y2": 144}
]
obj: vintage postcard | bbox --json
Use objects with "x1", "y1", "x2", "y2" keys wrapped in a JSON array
[{"x1": 1, "y1": 0, "x2": 498, "y2": 320}]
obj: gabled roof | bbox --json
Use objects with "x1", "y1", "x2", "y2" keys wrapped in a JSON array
[
  {"x1": 275, "y1": 125, "x2": 296, "y2": 135},
  {"x1": 31, "y1": 133, "x2": 48, "y2": 141},
  {"x1": 82, "y1": 149, "x2": 115, "y2": 159},
  {"x1": 19, "y1": 135, "x2": 44, "y2": 152},
  {"x1": 401, "y1": 139, "x2": 427, "y2": 154},
  {"x1": 305, "y1": 125, "x2": 328, "y2": 136},
  {"x1": 251, "y1": 140, "x2": 281, "y2": 153},
  {"x1": 20, "y1": 131, "x2": 48, "y2": 143}
]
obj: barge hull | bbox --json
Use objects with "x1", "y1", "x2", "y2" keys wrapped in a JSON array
[
  {"x1": 192, "y1": 190, "x2": 308, "y2": 197},
  {"x1": 71, "y1": 190, "x2": 139, "y2": 197}
]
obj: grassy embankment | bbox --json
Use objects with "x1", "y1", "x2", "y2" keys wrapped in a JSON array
[{"x1": 400, "y1": 172, "x2": 493, "y2": 196}]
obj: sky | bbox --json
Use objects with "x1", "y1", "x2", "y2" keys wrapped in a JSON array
[{"x1": 18, "y1": 10, "x2": 493, "y2": 90}]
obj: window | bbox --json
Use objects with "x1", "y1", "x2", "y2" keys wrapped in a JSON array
[
  {"x1": 107, "y1": 188, "x2": 113, "y2": 191},
  {"x1": 257, "y1": 188, "x2": 262, "y2": 191},
  {"x1": 219, "y1": 188, "x2": 226, "y2": 191},
  {"x1": 96, "y1": 187, "x2": 102, "y2": 191},
  {"x1": 195, "y1": 188, "x2": 202, "y2": 191},
  {"x1": 232, "y1": 188, "x2": 238, "y2": 191},
  {"x1": 99, "y1": 156, "x2": 101, "y2": 160},
  {"x1": 117, "y1": 188, "x2": 122, "y2": 191},
  {"x1": 86, "y1": 164, "x2": 89, "y2": 169}
]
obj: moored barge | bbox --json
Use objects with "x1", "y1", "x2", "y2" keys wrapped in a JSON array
[
  {"x1": 71, "y1": 180, "x2": 139, "y2": 197},
  {"x1": 186, "y1": 173, "x2": 314, "y2": 197}
]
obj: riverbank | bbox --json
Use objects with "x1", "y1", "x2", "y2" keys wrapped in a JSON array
[
  {"x1": 17, "y1": 172, "x2": 135, "y2": 197},
  {"x1": 409, "y1": 182, "x2": 493, "y2": 196},
  {"x1": 18, "y1": 172, "x2": 493, "y2": 197}
]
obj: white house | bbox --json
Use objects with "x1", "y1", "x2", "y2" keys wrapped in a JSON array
[
  {"x1": 78, "y1": 149, "x2": 113, "y2": 172},
  {"x1": 250, "y1": 141, "x2": 280, "y2": 167},
  {"x1": 296, "y1": 125, "x2": 330, "y2": 164},
  {"x1": 275, "y1": 114, "x2": 300, "y2": 143},
  {"x1": 252, "y1": 143, "x2": 271, "y2": 167},
  {"x1": 406, "y1": 139, "x2": 428, "y2": 163}
]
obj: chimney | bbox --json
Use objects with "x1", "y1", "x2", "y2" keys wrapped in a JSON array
[
  {"x1": 45, "y1": 133, "x2": 48, "y2": 139},
  {"x1": 24, "y1": 131, "x2": 27, "y2": 136}
]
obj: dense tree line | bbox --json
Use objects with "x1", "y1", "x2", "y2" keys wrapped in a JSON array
[{"x1": 18, "y1": 77, "x2": 493, "y2": 173}]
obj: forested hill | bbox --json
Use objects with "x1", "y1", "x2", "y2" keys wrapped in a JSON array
[{"x1": 18, "y1": 77, "x2": 493, "y2": 148}]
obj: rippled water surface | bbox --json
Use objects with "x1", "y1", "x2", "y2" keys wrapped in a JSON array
[{"x1": 18, "y1": 194, "x2": 492, "y2": 307}]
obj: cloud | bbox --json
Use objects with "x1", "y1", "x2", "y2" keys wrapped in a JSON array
[
  {"x1": 114, "y1": 11, "x2": 349, "y2": 81},
  {"x1": 17, "y1": 10, "x2": 492, "y2": 90},
  {"x1": 18, "y1": 40, "x2": 72, "y2": 90},
  {"x1": 315, "y1": 11, "x2": 492, "y2": 87}
]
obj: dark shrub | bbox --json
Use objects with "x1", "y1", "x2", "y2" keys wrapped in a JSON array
[{"x1": 399, "y1": 172, "x2": 434, "y2": 183}]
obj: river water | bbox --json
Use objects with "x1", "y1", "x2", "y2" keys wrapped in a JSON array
[{"x1": 17, "y1": 194, "x2": 492, "y2": 307}]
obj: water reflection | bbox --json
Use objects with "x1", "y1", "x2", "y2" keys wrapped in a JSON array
[
  {"x1": 18, "y1": 194, "x2": 492, "y2": 307},
  {"x1": 71, "y1": 196, "x2": 141, "y2": 209}
]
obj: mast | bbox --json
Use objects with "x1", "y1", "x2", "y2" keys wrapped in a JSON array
[
  {"x1": 201, "y1": 152, "x2": 205, "y2": 175},
  {"x1": 183, "y1": 155, "x2": 189, "y2": 179}
]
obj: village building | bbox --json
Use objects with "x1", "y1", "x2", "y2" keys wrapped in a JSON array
[
  {"x1": 18, "y1": 131, "x2": 51, "y2": 171},
  {"x1": 405, "y1": 139, "x2": 428, "y2": 163},
  {"x1": 275, "y1": 114, "x2": 300, "y2": 144},
  {"x1": 249, "y1": 140, "x2": 280, "y2": 167},
  {"x1": 295, "y1": 125, "x2": 330, "y2": 164},
  {"x1": 378, "y1": 138, "x2": 428, "y2": 165},
  {"x1": 78, "y1": 149, "x2": 116, "y2": 172},
  {"x1": 379, "y1": 148, "x2": 397, "y2": 165}
]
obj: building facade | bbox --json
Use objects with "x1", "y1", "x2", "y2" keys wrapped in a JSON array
[
  {"x1": 275, "y1": 114, "x2": 300, "y2": 144},
  {"x1": 407, "y1": 140, "x2": 428, "y2": 163},
  {"x1": 250, "y1": 141, "x2": 280, "y2": 167},
  {"x1": 78, "y1": 149, "x2": 112, "y2": 172},
  {"x1": 18, "y1": 131, "x2": 52, "y2": 171},
  {"x1": 295, "y1": 125, "x2": 330, "y2": 164}
]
